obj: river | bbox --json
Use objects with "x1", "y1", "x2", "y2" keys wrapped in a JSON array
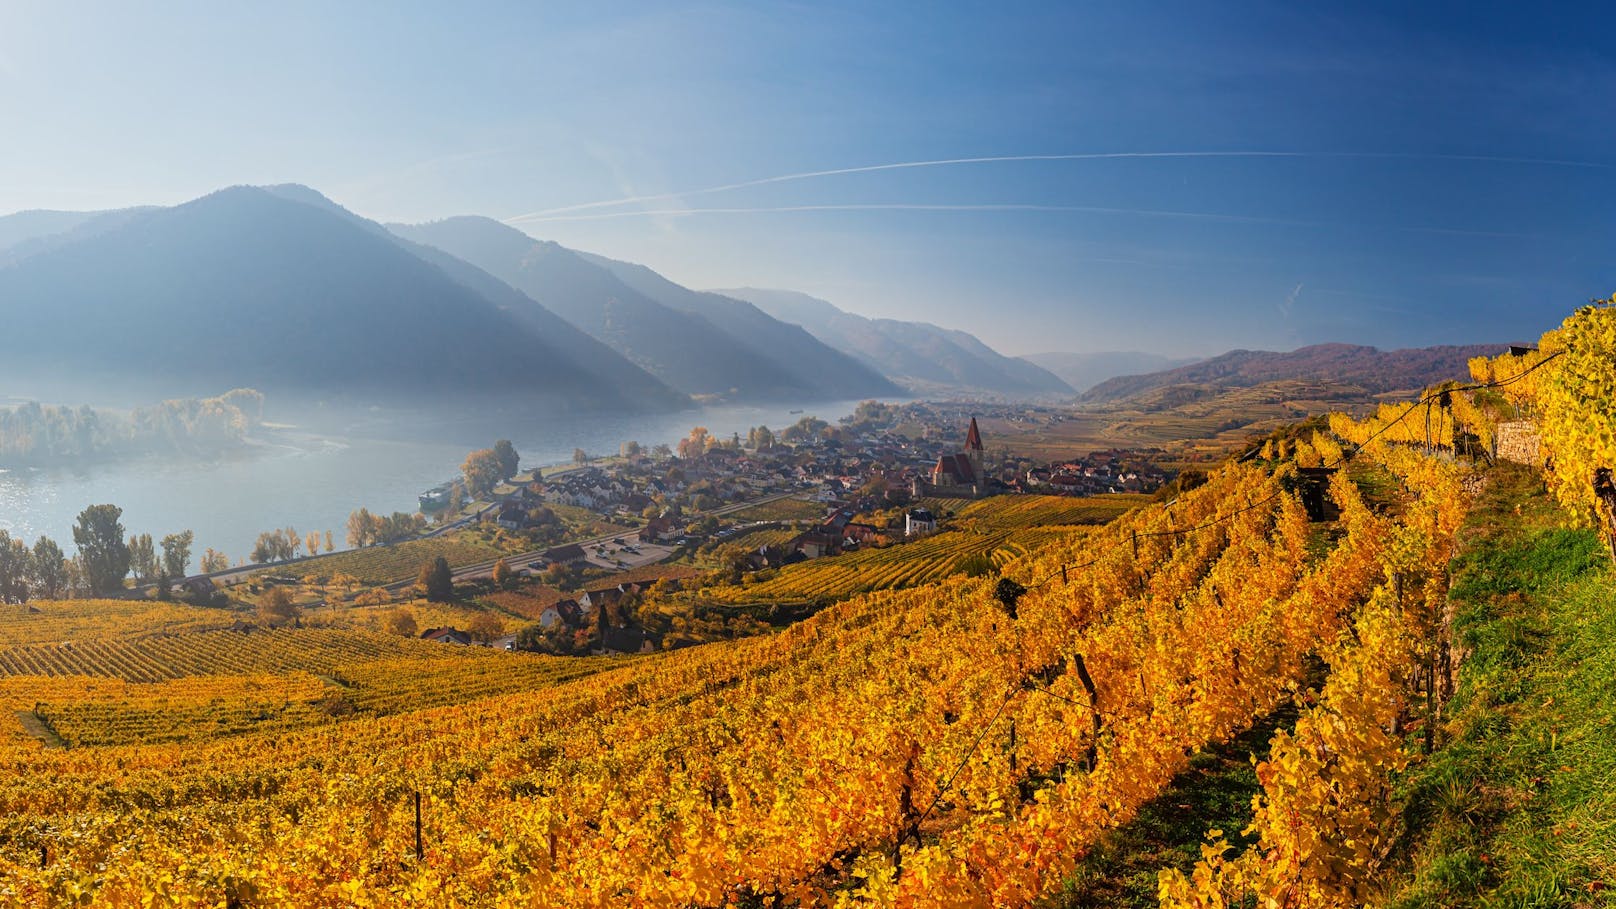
[{"x1": 0, "y1": 398, "x2": 875, "y2": 562}]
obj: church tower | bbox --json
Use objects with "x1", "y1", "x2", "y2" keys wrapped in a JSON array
[{"x1": 964, "y1": 416, "x2": 984, "y2": 482}]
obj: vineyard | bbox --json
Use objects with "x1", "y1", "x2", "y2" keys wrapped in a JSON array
[
  {"x1": 0, "y1": 303, "x2": 1609, "y2": 905},
  {"x1": 0, "y1": 598, "x2": 235, "y2": 646},
  {"x1": 703, "y1": 494, "x2": 1142, "y2": 603},
  {"x1": 0, "y1": 438, "x2": 1451, "y2": 905},
  {"x1": 0, "y1": 628, "x2": 627, "y2": 750},
  {"x1": 275, "y1": 536, "x2": 507, "y2": 585},
  {"x1": 726, "y1": 496, "x2": 828, "y2": 523}
]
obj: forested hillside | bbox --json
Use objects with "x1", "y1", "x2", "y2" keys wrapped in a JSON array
[
  {"x1": 0, "y1": 188, "x2": 688, "y2": 410},
  {"x1": 393, "y1": 218, "x2": 900, "y2": 402}
]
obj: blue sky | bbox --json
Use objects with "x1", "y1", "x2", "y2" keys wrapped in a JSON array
[{"x1": 2, "y1": 1, "x2": 1613, "y2": 357}]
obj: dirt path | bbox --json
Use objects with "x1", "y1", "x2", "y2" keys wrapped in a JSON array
[{"x1": 15, "y1": 710, "x2": 65, "y2": 748}]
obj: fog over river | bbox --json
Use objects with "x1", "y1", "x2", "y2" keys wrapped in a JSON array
[{"x1": 0, "y1": 398, "x2": 875, "y2": 563}]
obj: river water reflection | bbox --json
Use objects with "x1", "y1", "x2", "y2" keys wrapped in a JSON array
[{"x1": 0, "y1": 398, "x2": 874, "y2": 561}]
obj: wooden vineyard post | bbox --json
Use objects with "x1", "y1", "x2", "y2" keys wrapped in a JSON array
[
  {"x1": 1595, "y1": 468, "x2": 1616, "y2": 561},
  {"x1": 1072, "y1": 652, "x2": 1101, "y2": 772},
  {"x1": 1390, "y1": 571, "x2": 1404, "y2": 737},
  {"x1": 1425, "y1": 652, "x2": 1436, "y2": 754},
  {"x1": 414, "y1": 790, "x2": 424, "y2": 861},
  {"x1": 1425, "y1": 602, "x2": 1439, "y2": 755}
]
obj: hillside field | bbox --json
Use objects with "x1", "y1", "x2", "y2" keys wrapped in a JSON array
[{"x1": 0, "y1": 304, "x2": 1613, "y2": 905}]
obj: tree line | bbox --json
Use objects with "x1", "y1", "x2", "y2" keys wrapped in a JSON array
[
  {"x1": 0, "y1": 504, "x2": 219, "y2": 602},
  {"x1": 0, "y1": 389, "x2": 264, "y2": 464}
]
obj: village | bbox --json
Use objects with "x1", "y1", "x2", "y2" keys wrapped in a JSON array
[
  {"x1": 447, "y1": 408, "x2": 1171, "y2": 574},
  {"x1": 385, "y1": 407, "x2": 1177, "y2": 660}
]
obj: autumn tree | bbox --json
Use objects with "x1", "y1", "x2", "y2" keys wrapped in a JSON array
[
  {"x1": 385, "y1": 608, "x2": 419, "y2": 637},
  {"x1": 463, "y1": 449, "x2": 503, "y2": 499},
  {"x1": 347, "y1": 508, "x2": 375, "y2": 548},
  {"x1": 251, "y1": 531, "x2": 292, "y2": 564},
  {"x1": 677, "y1": 426, "x2": 711, "y2": 458},
  {"x1": 161, "y1": 530, "x2": 193, "y2": 579},
  {"x1": 354, "y1": 587, "x2": 390, "y2": 607},
  {"x1": 73, "y1": 504, "x2": 130, "y2": 594},
  {"x1": 324, "y1": 530, "x2": 334, "y2": 553},
  {"x1": 257, "y1": 586, "x2": 299, "y2": 625},
  {"x1": 29, "y1": 536, "x2": 67, "y2": 599},
  {"x1": 372, "y1": 512, "x2": 425, "y2": 543},
  {"x1": 420, "y1": 556, "x2": 454, "y2": 602},
  {"x1": 711, "y1": 543, "x2": 752, "y2": 585},
  {"x1": 492, "y1": 558, "x2": 513, "y2": 589},
  {"x1": 305, "y1": 531, "x2": 322, "y2": 557},
  {"x1": 282, "y1": 527, "x2": 301, "y2": 559},
  {"x1": 328, "y1": 572, "x2": 361, "y2": 601},
  {"x1": 779, "y1": 415, "x2": 828, "y2": 443},
  {"x1": 200, "y1": 548, "x2": 231, "y2": 574},
  {"x1": 468, "y1": 609, "x2": 504, "y2": 643},
  {"x1": 573, "y1": 447, "x2": 590, "y2": 465},
  {"x1": 492, "y1": 439, "x2": 520, "y2": 480},
  {"x1": 0, "y1": 532, "x2": 33, "y2": 603},
  {"x1": 128, "y1": 533, "x2": 158, "y2": 583}
]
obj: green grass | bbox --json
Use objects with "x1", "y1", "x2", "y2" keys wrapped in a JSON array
[
  {"x1": 1042, "y1": 708, "x2": 1294, "y2": 908},
  {"x1": 1383, "y1": 463, "x2": 1616, "y2": 907}
]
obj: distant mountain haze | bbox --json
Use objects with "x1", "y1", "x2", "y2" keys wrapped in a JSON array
[
  {"x1": 1020, "y1": 351, "x2": 1200, "y2": 394},
  {"x1": 2, "y1": 184, "x2": 1492, "y2": 418},
  {"x1": 0, "y1": 207, "x2": 159, "y2": 268},
  {"x1": 252, "y1": 187, "x2": 685, "y2": 410},
  {"x1": 572, "y1": 250, "x2": 902, "y2": 399},
  {"x1": 0, "y1": 210, "x2": 97, "y2": 252},
  {"x1": 1080, "y1": 342, "x2": 1501, "y2": 406},
  {"x1": 390, "y1": 217, "x2": 900, "y2": 402},
  {"x1": 0, "y1": 186, "x2": 686, "y2": 411},
  {"x1": 715, "y1": 287, "x2": 1072, "y2": 398}
]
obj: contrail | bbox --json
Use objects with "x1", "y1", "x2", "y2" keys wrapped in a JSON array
[
  {"x1": 502, "y1": 150, "x2": 1607, "y2": 223},
  {"x1": 506, "y1": 201, "x2": 1534, "y2": 238},
  {"x1": 510, "y1": 201, "x2": 1331, "y2": 226}
]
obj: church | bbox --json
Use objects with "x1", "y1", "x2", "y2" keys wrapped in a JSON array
[{"x1": 915, "y1": 417, "x2": 991, "y2": 498}]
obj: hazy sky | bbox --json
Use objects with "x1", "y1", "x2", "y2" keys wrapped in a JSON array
[{"x1": 3, "y1": 2, "x2": 1613, "y2": 357}]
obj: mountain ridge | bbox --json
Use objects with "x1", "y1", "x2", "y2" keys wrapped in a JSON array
[
  {"x1": 0, "y1": 186, "x2": 687, "y2": 411},
  {"x1": 1081, "y1": 341, "x2": 1500, "y2": 406},
  {"x1": 1020, "y1": 350, "x2": 1201, "y2": 394},
  {"x1": 390, "y1": 218, "x2": 900, "y2": 403},
  {"x1": 713, "y1": 287, "x2": 1073, "y2": 398}
]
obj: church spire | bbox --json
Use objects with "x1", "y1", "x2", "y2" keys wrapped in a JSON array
[{"x1": 965, "y1": 416, "x2": 983, "y2": 452}]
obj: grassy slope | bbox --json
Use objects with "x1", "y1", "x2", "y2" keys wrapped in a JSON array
[
  {"x1": 1385, "y1": 463, "x2": 1616, "y2": 906},
  {"x1": 1040, "y1": 707, "x2": 1295, "y2": 908}
]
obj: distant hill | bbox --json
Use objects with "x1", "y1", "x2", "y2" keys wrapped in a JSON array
[
  {"x1": 1081, "y1": 342, "x2": 1500, "y2": 407},
  {"x1": 1020, "y1": 351, "x2": 1200, "y2": 394},
  {"x1": 0, "y1": 207, "x2": 158, "y2": 268},
  {"x1": 391, "y1": 218, "x2": 900, "y2": 403},
  {"x1": 714, "y1": 287, "x2": 1073, "y2": 398},
  {"x1": 0, "y1": 187, "x2": 687, "y2": 411},
  {"x1": 0, "y1": 210, "x2": 97, "y2": 252}
]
